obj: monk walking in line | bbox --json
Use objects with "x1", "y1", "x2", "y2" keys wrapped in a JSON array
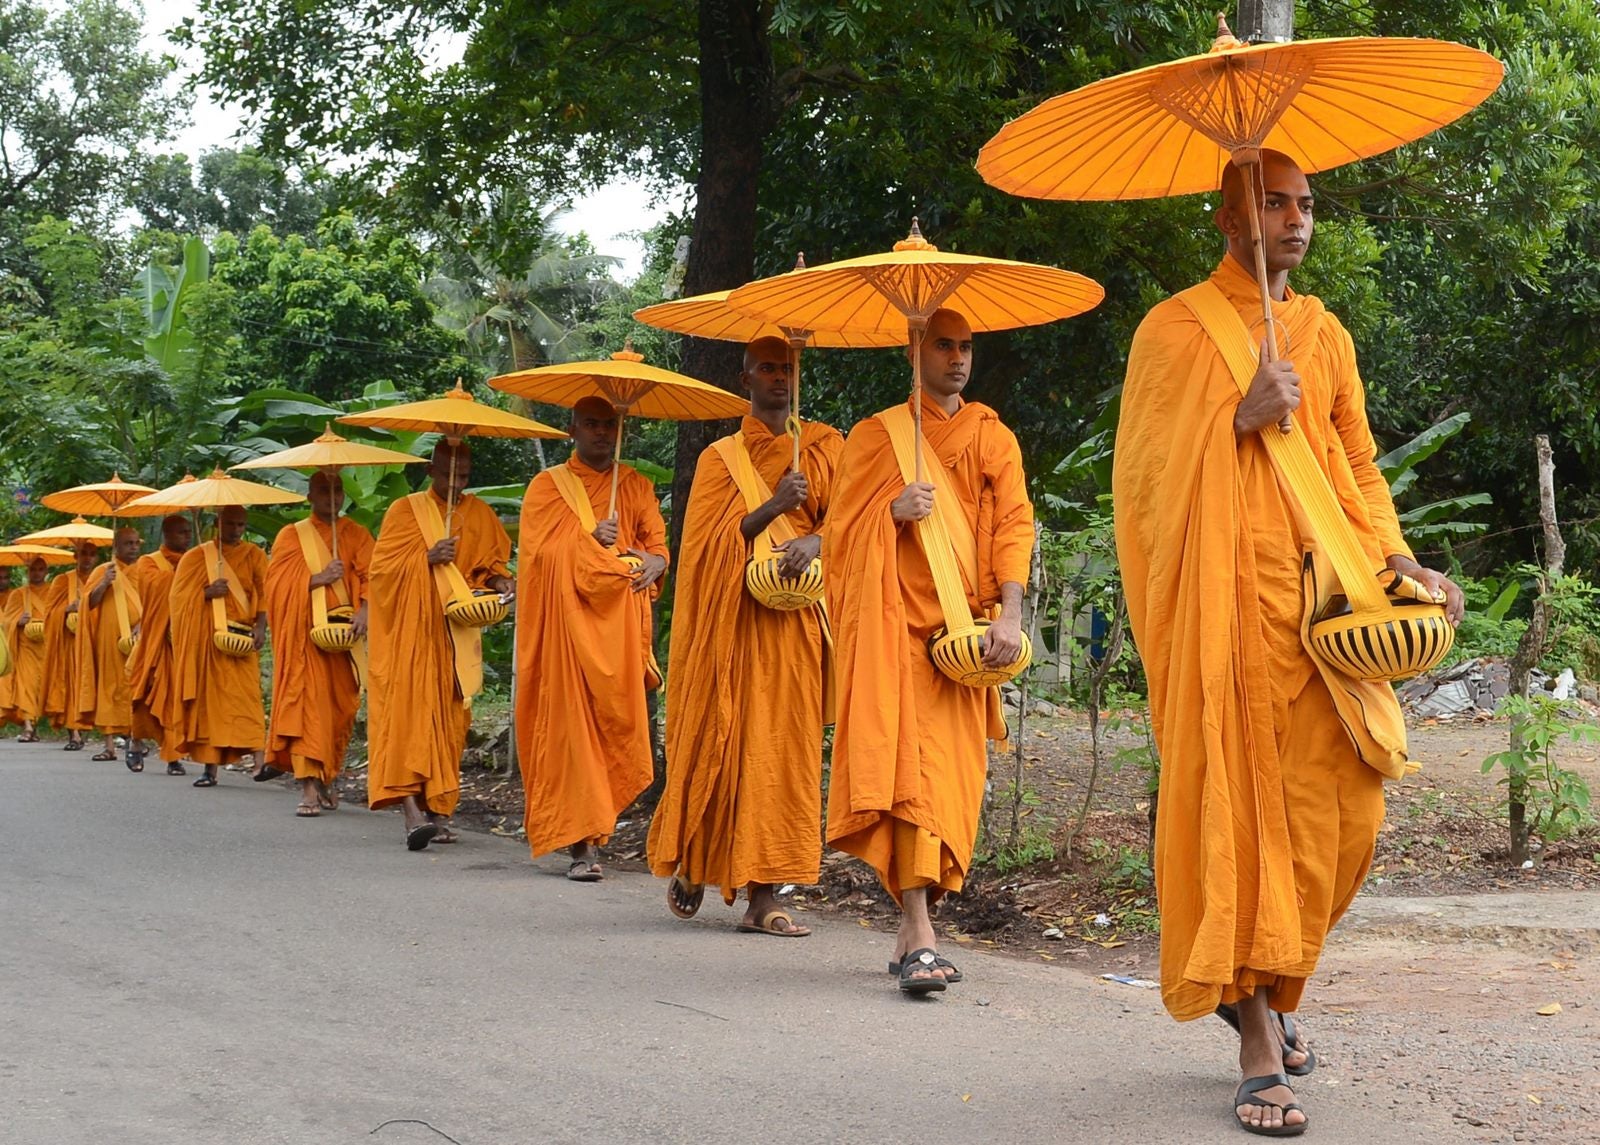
[
  {"x1": 79, "y1": 526, "x2": 144, "y2": 766},
  {"x1": 169, "y1": 506, "x2": 268, "y2": 788},
  {"x1": 824, "y1": 308, "x2": 1033, "y2": 992},
  {"x1": 647, "y1": 338, "x2": 841, "y2": 934},
  {"x1": 265, "y1": 469, "x2": 374, "y2": 816},
  {"x1": 1, "y1": 556, "x2": 51, "y2": 741},
  {"x1": 42, "y1": 541, "x2": 99, "y2": 751},
  {"x1": 1114, "y1": 150, "x2": 1464, "y2": 1136},
  {"x1": 366, "y1": 441, "x2": 513, "y2": 850},
  {"x1": 128, "y1": 515, "x2": 194, "y2": 774},
  {"x1": 517, "y1": 396, "x2": 669, "y2": 881}
]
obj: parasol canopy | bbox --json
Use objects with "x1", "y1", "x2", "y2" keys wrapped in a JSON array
[
  {"x1": 231, "y1": 425, "x2": 425, "y2": 471},
  {"x1": 634, "y1": 285, "x2": 905, "y2": 350},
  {"x1": 39, "y1": 474, "x2": 158, "y2": 518},
  {"x1": 0, "y1": 544, "x2": 76, "y2": 567},
  {"x1": 15, "y1": 518, "x2": 116, "y2": 546},
  {"x1": 724, "y1": 220, "x2": 1104, "y2": 340},
  {"x1": 975, "y1": 21, "x2": 1505, "y2": 201},
  {"x1": 124, "y1": 469, "x2": 305, "y2": 511},
  {"x1": 337, "y1": 381, "x2": 567, "y2": 443},
  {"x1": 489, "y1": 346, "x2": 751, "y2": 422}
]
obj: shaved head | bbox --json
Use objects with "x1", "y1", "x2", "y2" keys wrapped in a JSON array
[
  {"x1": 741, "y1": 336, "x2": 794, "y2": 418},
  {"x1": 569, "y1": 397, "x2": 620, "y2": 470},
  {"x1": 430, "y1": 439, "x2": 472, "y2": 501},
  {"x1": 914, "y1": 309, "x2": 975, "y2": 405},
  {"x1": 161, "y1": 514, "x2": 193, "y2": 552},
  {"x1": 1216, "y1": 149, "x2": 1314, "y2": 282},
  {"x1": 113, "y1": 526, "x2": 141, "y2": 564},
  {"x1": 27, "y1": 556, "x2": 48, "y2": 584},
  {"x1": 218, "y1": 505, "x2": 248, "y2": 544},
  {"x1": 309, "y1": 468, "x2": 343, "y2": 522},
  {"x1": 75, "y1": 540, "x2": 99, "y2": 572}
]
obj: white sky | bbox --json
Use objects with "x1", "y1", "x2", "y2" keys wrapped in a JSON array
[{"x1": 140, "y1": 0, "x2": 667, "y2": 278}]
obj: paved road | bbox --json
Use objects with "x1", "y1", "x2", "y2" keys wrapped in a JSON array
[{"x1": 4, "y1": 742, "x2": 1453, "y2": 1144}]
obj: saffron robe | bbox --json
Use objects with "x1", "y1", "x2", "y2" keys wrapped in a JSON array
[
  {"x1": 75, "y1": 557, "x2": 142, "y2": 734},
  {"x1": 824, "y1": 398, "x2": 1034, "y2": 903},
  {"x1": 264, "y1": 516, "x2": 374, "y2": 784},
  {"x1": 128, "y1": 547, "x2": 187, "y2": 759},
  {"x1": 41, "y1": 569, "x2": 91, "y2": 732},
  {"x1": 1114, "y1": 256, "x2": 1409, "y2": 1021},
  {"x1": 648, "y1": 418, "x2": 842, "y2": 900},
  {"x1": 366, "y1": 490, "x2": 510, "y2": 815},
  {"x1": 517, "y1": 457, "x2": 669, "y2": 857},
  {"x1": 170, "y1": 541, "x2": 269, "y2": 765},
  {"x1": 3, "y1": 580, "x2": 50, "y2": 724}
]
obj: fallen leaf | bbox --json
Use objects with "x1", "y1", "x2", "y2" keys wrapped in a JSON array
[
  {"x1": 961, "y1": 1094, "x2": 972, "y2": 1103},
  {"x1": 1536, "y1": 1002, "x2": 1563, "y2": 1016},
  {"x1": 1527, "y1": 1094, "x2": 1543, "y2": 1105}
]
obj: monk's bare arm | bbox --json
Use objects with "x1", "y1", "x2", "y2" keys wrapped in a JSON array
[
  {"x1": 740, "y1": 470, "x2": 809, "y2": 542},
  {"x1": 87, "y1": 569, "x2": 112, "y2": 607}
]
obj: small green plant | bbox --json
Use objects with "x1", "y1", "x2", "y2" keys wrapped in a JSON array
[{"x1": 1482, "y1": 693, "x2": 1597, "y2": 858}]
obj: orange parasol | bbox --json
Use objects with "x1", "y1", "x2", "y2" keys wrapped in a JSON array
[
  {"x1": 0, "y1": 544, "x2": 76, "y2": 567},
  {"x1": 15, "y1": 518, "x2": 116, "y2": 546},
  {"x1": 338, "y1": 381, "x2": 565, "y2": 533},
  {"x1": 634, "y1": 261, "x2": 903, "y2": 468},
  {"x1": 977, "y1": 16, "x2": 1503, "y2": 426},
  {"x1": 40, "y1": 474, "x2": 159, "y2": 518},
  {"x1": 489, "y1": 346, "x2": 749, "y2": 518},
  {"x1": 725, "y1": 220, "x2": 1104, "y2": 478},
  {"x1": 231, "y1": 424, "x2": 424, "y2": 559},
  {"x1": 124, "y1": 469, "x2": 304, "y2": 580}
]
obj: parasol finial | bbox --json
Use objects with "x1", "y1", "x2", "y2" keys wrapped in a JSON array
[
  {"x1": 444, "y1": 377, "x2": 476, "y2": 402},
  {"x1": 1210, "y1": 13, "x2": 1243, "y2": 52},
  {"x1": 208, "y1": 467, "x2": 227, "y2": 479},
  {"x1": 611, "y1": 338, "x2": 646, "y2": 364},
  {"x1": 894, "y1": 217, "x2": 938, "y2": 253},
  {"x1": 792, "y1": 251, "x2": 807, "y2": 271}
]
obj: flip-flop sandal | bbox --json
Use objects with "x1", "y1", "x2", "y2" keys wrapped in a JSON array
[
  {"x1": 316, "y1": 781, "x2": 339, "y2": 811},
  {"x1": 1234, "y1": 1073, "x2": 1307, "y2": 1137},
  {"x1": 92, "y1": 750, "x2": 117, "y2": 761},
  {"x1": 18, "y1": 733, "x2": 39, "y2": 743},
  {"x1": 251, "y1": 765, "x2": 288, "y2": 783},
  {"x1": 666, "y1": 875, "x2": 705, "y2": 919},
  {"x1": 888, "y1": 953, "x2": 963, "y2": 983},
  {"x1": 64, "y1": 740, "x2": 85, "y2": 751},
  {"x1": 192, "y1": 774, "x2": 218, "y2": 788},
  {"x1": 166, "y1": 762, "x2": 187, "y2": 776},
  {"x1": 1215, "y1": 1004, "x2": 1317, "y2": 1077},
  {"x1": 897, "y1": 948, "x2": 948, "y2": 994},
  {"x1": 567, "y1": 860, "x2": 603, "y2": 882},
  {"x1": 295, "y1": 803, "x2": 321, "y2": 817},
  {"x1": 432, "y1": 827, "x2": 458, "y2": 844},
  {"x1": 738, "y1": 910, "x2": 810, "y2": 937},
  {"x1": 124, "y1": 751, "x2": 145, "y2": 773},
  {"x1": 407, "y1": 823, "x2": 440, "y2": 851}
]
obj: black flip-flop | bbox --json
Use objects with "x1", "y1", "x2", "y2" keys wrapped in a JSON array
[
  {"x1": 666, "y1": 875, "x2": 704, "y2": 919},
  {"x1": 63, "y1": 740, "x2": 84, "y2": 751},
  {"x1": 897, "y1": 948, "x2": 948, "y2": 995},
  {"x1": 888, "y1": 952, "x2": 963, "y2": 983},
  {"x1": 1234, "y1": 1073, "x2": 1307, "y2": 1137},
  {"x1": 124, "y1": 750, "x2": 145, "y2": 773},
  {"x1": 406, "y1": 823, "x2": 440, "y2": 851},
  {"x1": 92, "y1": 750, "x2": 118, "y2": 761},
  {"x1": 251, "y1": 765, "x2": 288, "y2": 783},
  {"x1": 1215, "y1": 1004, "x2": 1317, "y2": 1077},
  {"x1": 192, "y1": 774, "x2": 217, "y2": 788},
  {"x1": 166, "y1": 762, "x2": 187, "y2": 776}
]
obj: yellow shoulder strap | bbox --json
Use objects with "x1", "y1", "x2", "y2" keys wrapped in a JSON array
[
  {"x1": 878, "y1": 406, "x2": 980, "y2": 636},
  {"x1": 548, "y1": 464, "x2": 599, "y2": 534},
  {"x1": 709, "y1": 433, "x2": 799, "y2": 558},
  {"x1": 1177, "y1": 281, "x2": 1386, "y2": 616},
  {"x1": 294, "y1": 517, "x2": 352, "y2": 625},
  {"x1": 405, "y1": 492, "x2": 482, "y2": 703}
]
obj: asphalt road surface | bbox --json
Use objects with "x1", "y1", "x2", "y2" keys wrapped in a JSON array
[{"x1": 3, "y1": 742, "x2": 1456, "y2": 1144}]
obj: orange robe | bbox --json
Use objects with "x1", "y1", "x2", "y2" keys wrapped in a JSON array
[
  {"x1": 75, "y1": 557, "x2": 142, "y2": 735},
  {"x1": 648, "y1": 418, "x2": 842, "y2": 900},
  {"x1": 517, "y1": 457, "x2": 668, "y2": 857},
  {"x1": 824, "y1": 399, "x2": 1033, "y2": 903},
  {"x1": 3, "y1": 580, "x2": 50, "y2": 724},
  {"x1": 0, "y1": 587, "x2": 21, "y2": 725},
  {"x1": 41, "y1": 570, "x2": 91, "y2": 732},
  {"x1": 128, "y1": 547, "x2": 186, "y2": 759},
  {"x1": 367, "y1": 490, "x2": 510, "y2": 815},
  {"x1": 170, "y1": 541, "x2": 268, "y2": 765},
  {"x1": 264, "y1": 516, "x2": 374, "y2": 784},
  {"x1": 1114, "y1": 257, "x2": 1410, "y2": 1021}
]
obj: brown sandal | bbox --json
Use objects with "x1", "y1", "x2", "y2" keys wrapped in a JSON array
[{"x1": 737, "y1": 910, "x2": 811, "y2": 937}]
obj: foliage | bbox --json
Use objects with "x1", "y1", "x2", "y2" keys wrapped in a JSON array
[
  {"x1": 1377, "y1": 412, "x2": 1491, "y2": 549},
  {"x1": 130, "y1": 147, "x2": 336, "y2": 237},
  {"x1": 1482, "y1": 693, "x2": 1597, "y2": 851}
]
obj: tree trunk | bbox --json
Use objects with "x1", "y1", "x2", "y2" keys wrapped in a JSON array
[
  {"x1": 1506, "y1": 434, "x2": 1563, "y2": 866},
  {"x1": 1237, "y1": 0, "x2": 1293, "y2": 42}
]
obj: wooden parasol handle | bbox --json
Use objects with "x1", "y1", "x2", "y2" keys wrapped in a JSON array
[
  {"x1": 908, "y1": 319, "x2": 927, "y2": 481},
  {"x1": 606, "y1": 412, "x2": 626, "y2": 523},
  {"x1": 1239, "y1": 155, "x2": 1292, "y2": 434}
]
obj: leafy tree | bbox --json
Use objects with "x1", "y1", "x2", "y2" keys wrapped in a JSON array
[
  {"x1": 130, "y1": 147, "x2": 336, "y2": 237},
  {"x1": 0, "y1": 0, "x2": 181, "y2": 246}
]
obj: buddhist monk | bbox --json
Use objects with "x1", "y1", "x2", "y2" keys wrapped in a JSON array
[
  {"x1": 265, "y1": 469, "x2": 374, "y2": 817},
  {"x1": 367, "y1": 440, "x2": 513, "y2": 849},
  {"x1": 128, "y1": 515, "x2": 194, "y2": 774},
  {"x1": 169, "y1": 505, "x2": 268, "y2": 787},
  {"x1": 2, "y1": 556, "x2": 52, "y2": 741},
  {"x1": 517, "y1": 396, "x2": 669, "y2": 880},
  {"x1": 824, "y1": 308, "x2": 1033, "y2": 992},
  {"x1": 42, "y1": 541, "x2": 100, "y2": 750},
  {"x1": 647, "y1": 338, "x2": 841, "y2": 933},
  {"x1": 78, "y1": 526, "x2": 144, "y2": 765},
  {"x1": 1114, "y1": 149, "x2": 1465, "y2": 1135}
]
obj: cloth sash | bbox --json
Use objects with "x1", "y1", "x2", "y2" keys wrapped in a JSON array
[
  {"x1": 710, "y1": 432, "x2": 836, "y2": 721},
  {"x1": 1178, "y1": 281, "x2": 1413, "y2": 779},
  {"x1": 108, "y1": 562, "x2": 142, "y2": 649},
  {"x1": 201, "y1": 542, "x2": 251, "y2": 643},
  {"x1": 406, "y1": 492, "x2": 484, "y2": 704},
  {"x1": 879, "y1": 405, "x2": 983, "y2": 634},
  {"x1": 295, "y1": 517, "x2": 368, "y2": 690}
]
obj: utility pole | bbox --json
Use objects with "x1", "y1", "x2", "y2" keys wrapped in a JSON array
[{"x1": 1236, "y1": 0, "x2": 1294, "y2": 43}]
